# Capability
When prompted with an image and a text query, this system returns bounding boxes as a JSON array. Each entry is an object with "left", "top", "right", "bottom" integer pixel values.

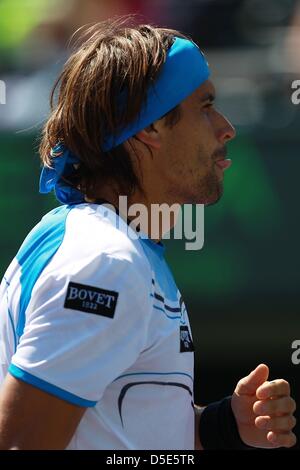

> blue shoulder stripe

[{"left": 16, "top": 205, "right": 72, "bottom": 338}]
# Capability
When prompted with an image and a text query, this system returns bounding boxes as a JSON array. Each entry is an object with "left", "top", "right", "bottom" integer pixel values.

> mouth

[
  {"left": 213, "top": 147, "right": 232, "bottom": 171},
  {"left": 214, "top": 158, "right": 232, "bottom": 171}
]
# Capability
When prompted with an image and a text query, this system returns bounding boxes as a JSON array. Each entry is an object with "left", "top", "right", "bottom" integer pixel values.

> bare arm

[{"left": 0, "top": 374, "right": 86, "bottom": 450}]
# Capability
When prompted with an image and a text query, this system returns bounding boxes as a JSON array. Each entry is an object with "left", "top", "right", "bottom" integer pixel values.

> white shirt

[{"left": 0, "top": 203, "right": 195, "bottom": 450}]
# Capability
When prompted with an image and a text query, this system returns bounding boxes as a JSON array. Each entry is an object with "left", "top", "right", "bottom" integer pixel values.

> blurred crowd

[{"left": 0, "top": 0, "right": 300, "bottom": 132}]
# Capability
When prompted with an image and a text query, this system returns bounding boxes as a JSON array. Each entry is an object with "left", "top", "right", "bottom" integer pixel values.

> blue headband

[
  {"left": 40, "top": 36, "right": 210, "bottom": 204},
  {"left": 103, "top": 37, "right": 210, "bottom": 151}
]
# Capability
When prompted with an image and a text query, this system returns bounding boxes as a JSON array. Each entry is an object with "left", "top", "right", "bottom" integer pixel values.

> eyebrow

[{"left": 199, "top": 92, "right": 216, "bottom": 103}]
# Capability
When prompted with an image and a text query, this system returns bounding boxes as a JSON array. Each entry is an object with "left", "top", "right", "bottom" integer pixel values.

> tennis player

[{"left": 0, "top": 18, "right": 296, "bottom": 450}]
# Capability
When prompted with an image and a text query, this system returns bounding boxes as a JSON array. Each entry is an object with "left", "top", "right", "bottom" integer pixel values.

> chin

[
  {"left": 197, "top": 181, "right": 224, "bottom": 206},
  {"left": 204, "top": 194, "right": 222, "bottom": 206}
]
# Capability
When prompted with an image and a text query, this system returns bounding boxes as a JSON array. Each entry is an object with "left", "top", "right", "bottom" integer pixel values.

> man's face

[{"left": 153, "top": 80, "right": 236, "bottom": 205}]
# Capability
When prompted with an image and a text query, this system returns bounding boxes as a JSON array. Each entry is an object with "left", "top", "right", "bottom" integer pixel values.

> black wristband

[{"left": 199, "top": 396, "right": 253, "bottom": 450}]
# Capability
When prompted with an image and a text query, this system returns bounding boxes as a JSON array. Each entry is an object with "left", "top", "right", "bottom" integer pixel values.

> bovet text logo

[{"left": 64, "top": 282, "right": 118, "bottom": 318}]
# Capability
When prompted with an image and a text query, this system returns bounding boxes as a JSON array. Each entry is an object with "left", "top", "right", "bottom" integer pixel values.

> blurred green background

[{"left": 1, "top": 0, "right": 300, "bottom": 448}]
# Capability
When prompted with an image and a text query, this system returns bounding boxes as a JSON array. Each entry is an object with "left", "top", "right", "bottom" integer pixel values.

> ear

[{"left": 134, "top": 123, "right": 162, "bottom": 150}]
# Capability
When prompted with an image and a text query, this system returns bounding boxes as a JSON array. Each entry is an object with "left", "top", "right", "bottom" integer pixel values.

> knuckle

[
  {"left": 289, "top": 397, "right": 296, "bottom": 413},
  {"left": 279, "top": 379, "right": 290, "bottom": 393},
  {"left": 276, "top": 432, "right": 295, "bottom": 448},
  {"left": 237, "top": 378, "right": 247, "bottom": 389},
  {"left": 253, "top": 400, "right": 263, "bottom": 414},
  {"left": 276, "top": 415, "right": 297, "bottom": 431},
  {"left": 290, "top": 433, "right": 297, "bottom": 447},
  {"left": 285, "top": 433, "right": 297, "bottom": 448},
  {"left": 290, "top": 415, "right": 297, "bottom": 429},
  {"left": 279, "top": 397, "right": 295, "bottom": 414}
]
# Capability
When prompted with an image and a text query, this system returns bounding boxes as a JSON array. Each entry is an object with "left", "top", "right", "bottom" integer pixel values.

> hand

[{"left": 231, "top": 364, "right": 297, "bottom": 448}]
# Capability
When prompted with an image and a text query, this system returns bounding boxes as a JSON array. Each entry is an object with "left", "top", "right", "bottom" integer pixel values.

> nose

[{"left": 215, "top": 111, "right": 236, "bottom": 144}]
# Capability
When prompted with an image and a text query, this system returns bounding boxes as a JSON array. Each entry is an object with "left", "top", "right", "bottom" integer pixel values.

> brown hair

[{"left": 39, "top": 17, "right": 187, "bottom": 199}]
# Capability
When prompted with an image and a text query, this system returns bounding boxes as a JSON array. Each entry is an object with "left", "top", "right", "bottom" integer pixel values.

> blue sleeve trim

[{"left": 8, "top": 364, "right": 97, "bottom": 408}]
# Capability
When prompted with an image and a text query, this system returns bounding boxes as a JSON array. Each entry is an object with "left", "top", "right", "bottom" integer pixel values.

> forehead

[{"left": 196, "top": 80, "right": 215, "bottom": 99}]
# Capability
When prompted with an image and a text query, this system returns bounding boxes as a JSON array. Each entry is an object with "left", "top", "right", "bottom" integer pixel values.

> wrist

[{"left": 198, "top": 396, "right": 253, "bottom": 450}]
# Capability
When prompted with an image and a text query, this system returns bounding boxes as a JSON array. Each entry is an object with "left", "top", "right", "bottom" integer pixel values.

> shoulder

[{"left": 46, "top": 203, "right": 152, "bottom": 284}]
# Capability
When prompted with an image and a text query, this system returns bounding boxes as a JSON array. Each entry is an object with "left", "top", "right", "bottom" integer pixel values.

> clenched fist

[{"left": 231, "top": 364, "right": 297, "bottom": 448}]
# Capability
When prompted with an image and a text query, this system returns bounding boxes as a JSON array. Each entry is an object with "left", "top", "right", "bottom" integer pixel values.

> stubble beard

[
  {"left": 168, "top": 170, "right": 224, "bottom": 206},
  {"left": 199, "top": 170, "right": 224, "bottom": 206},
  {"left": 193, "top": 147, "right": 226, "bottom": 206},
  {"left": 182, "top": 168, "right": 223, "bottom": 206}
]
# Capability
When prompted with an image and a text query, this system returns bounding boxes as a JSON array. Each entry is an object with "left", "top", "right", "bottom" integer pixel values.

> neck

[{"left": 86, "top": 188, "right": 181, "bottom": 242}]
